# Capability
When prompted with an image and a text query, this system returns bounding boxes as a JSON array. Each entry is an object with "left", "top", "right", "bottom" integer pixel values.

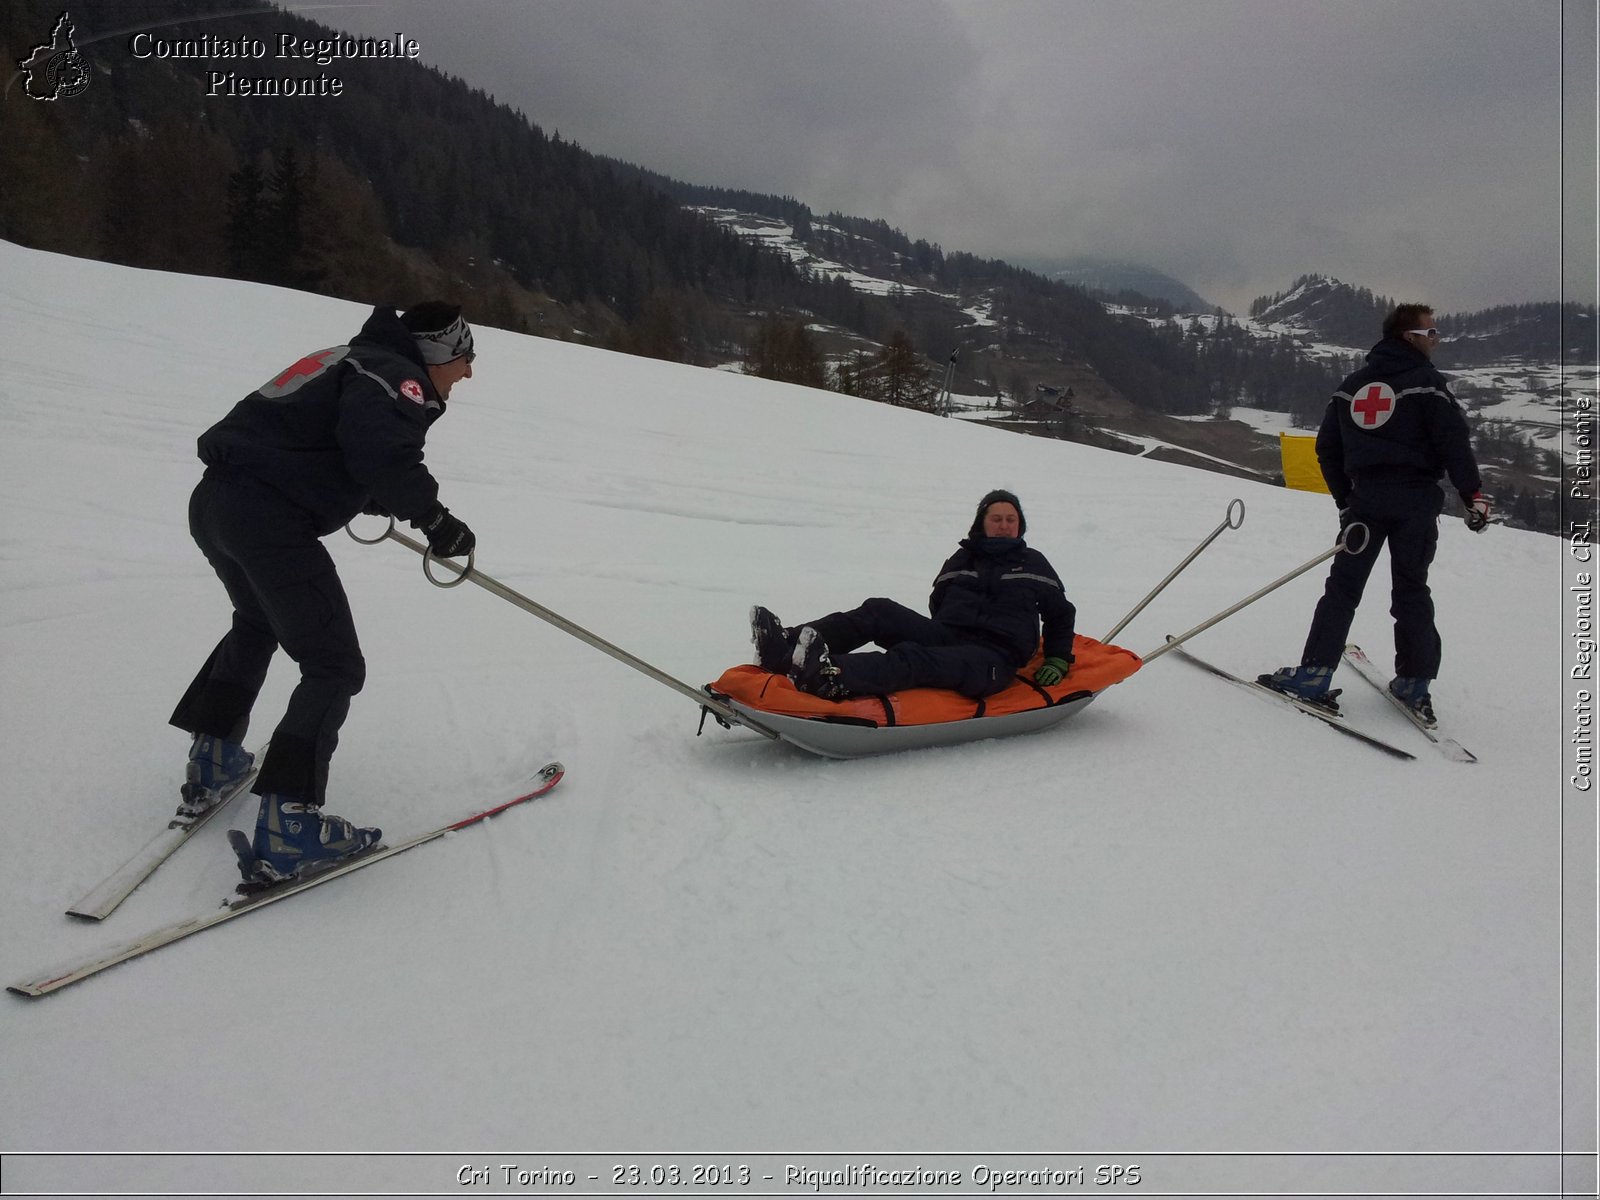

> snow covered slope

[{"left": 0, "top": 242, "right": 1577, "bottom": 1195}]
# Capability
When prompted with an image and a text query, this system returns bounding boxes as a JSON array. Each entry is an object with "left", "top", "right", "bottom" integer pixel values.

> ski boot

[
  {"left": 1388, "top": 676, "right": 1437, "bottom": 728},
  {"left": 790, "top": 626, "right": 851, "bottom": 700},
  {"left": 233, "top": 794, "right": 382, "bottom": 890},
  {"left": 750, "top": 605, "right": 797, "bottom": 674},
  {"left": 176, "top": 734, "right": 255, "bottom": 824},
  {"left": 1257, "top": 664, "right": 1341, "bottom": 714}
]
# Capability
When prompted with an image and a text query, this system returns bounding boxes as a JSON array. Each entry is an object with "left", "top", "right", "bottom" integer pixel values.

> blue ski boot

[
  {"left": 177, "top": 734, "right": 255, "bottom": 822},
  {"left": 242, "top": 795, "right": 382, "bottom": 885},
  {"left": 1257, "top": 664, "right": 1341, "bottom": 713},
  {"left": 1388, "top": 676, "right": 1437, "bottom": 728}
]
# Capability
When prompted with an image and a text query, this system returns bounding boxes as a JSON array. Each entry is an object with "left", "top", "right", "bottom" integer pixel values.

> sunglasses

[{"left": 1408, "top": 327, "right": 1440, "bottom": 340}]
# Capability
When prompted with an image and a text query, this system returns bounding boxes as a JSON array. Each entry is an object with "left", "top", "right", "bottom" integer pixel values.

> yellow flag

[{"left": 1280, "top": 433, "right": 1330, "bottom": 494}]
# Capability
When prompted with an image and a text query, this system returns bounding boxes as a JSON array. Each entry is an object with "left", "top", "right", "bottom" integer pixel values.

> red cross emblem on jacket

[
  {"left": 273, "top": 350, "right": 341, "bottom": 389},
  {"left": 255, "top": 346, "right": 350, "bottom": 400},
  {"left": 1350, "top": 382, "right": 1396, "bottom": 429}
]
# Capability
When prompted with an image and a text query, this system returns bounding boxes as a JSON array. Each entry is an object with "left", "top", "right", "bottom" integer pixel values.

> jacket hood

[
  {"left": 352, "top": 306, "right": 444, "bottom": 417},
  {"left": 353, "top": 306, "right": 429, "bottom": 369}
]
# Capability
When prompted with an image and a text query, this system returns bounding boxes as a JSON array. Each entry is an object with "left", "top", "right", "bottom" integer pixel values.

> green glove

[{"left": 1034, "top": 656, "right": 1072, "bottom": 687}]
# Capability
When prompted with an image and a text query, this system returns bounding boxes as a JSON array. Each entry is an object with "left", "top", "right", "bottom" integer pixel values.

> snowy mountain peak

[{"left": 1247, "top": 274, "right": 1388, "bottom": 344}]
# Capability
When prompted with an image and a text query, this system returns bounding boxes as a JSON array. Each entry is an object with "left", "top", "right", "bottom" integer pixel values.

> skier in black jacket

[
  {"left": 168, "top": 302, "right": 479, "bottom": 884},
  {"left": 751, "top": 490, "right": 1077, "bottom": 700},
  {"left": 1261, "top": 304, "right": 1487, "bottom": 725}
]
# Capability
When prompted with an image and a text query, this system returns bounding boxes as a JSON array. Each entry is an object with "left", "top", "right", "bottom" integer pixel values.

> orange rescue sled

[{"left": 704, "top": 635, "right": 1142, "bottom": 758}]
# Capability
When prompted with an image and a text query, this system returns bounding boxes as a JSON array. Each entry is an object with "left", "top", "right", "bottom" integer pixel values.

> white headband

[{"left": 413, "top": 315, "right": 474, "bottom": 365}]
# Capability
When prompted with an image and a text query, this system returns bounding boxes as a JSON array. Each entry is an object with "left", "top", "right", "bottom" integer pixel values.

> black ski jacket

[
  {"left": 1315, "top": 337, "right": 1481, "bottom": 508},
  {"left": 928, "top": 537, "right": 1076, "bottom": 667},
  {"left": 196, "top": 307, "right": 447, "bottom": 535}
]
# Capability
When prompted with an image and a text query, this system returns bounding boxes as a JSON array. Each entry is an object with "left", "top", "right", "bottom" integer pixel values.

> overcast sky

[{"left": 318, "top": 0, "right": 1595, "bottom": 315}]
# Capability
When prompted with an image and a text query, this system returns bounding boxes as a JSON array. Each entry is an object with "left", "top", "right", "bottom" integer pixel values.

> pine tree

[
  {"left": 746, "top": 314, "right": 826, "bottom": 387},
  {"left": 265, "top": 146, "right": 310, "bottom": 288},
  {"left": 619, "top": 290, "right": 687, "bottom": 362},
  {"left": 226, "top": 161, "right": 271, "bottom": 281},
  {"left": 879, "top": 330, "right": 934, "bottom": 410},
  {"left": 0, "top": 91, "right": 96, "bottom": 254}
]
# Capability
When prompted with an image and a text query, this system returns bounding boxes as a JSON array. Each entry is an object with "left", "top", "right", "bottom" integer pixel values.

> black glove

[
  {"left": 361, "top": 499, "right": 391, "bottom": 518},
  {"left": 415, "top": 503, "right": 475, "bottom": 558}
]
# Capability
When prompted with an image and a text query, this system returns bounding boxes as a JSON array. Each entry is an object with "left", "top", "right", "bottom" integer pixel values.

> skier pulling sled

[{"left": 168, "top": 302, "right": 480, "bottom": 896}]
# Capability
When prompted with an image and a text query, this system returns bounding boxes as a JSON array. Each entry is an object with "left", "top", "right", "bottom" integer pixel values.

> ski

[
  {"left": 1166, "top": 639, "right": 1416, "bottom": 761},
  {"left": 11, "top": 761, "right": 564, "bottom": 998},
  {"left": 1342, "top": 644, "right": 1477, "bottom": 762},
  {"left": 66, "top": 748, "right": 266, "bottom": 922}
]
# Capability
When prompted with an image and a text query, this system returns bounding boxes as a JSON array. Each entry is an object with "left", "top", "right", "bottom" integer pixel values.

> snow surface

[{"left": 0, "top": 242, "right": 1579, "bottom": 1196}]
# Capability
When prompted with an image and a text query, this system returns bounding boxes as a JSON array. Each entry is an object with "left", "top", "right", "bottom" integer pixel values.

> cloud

[{"left": 324, "top": 0, "right": 1594, "bottom": 314}]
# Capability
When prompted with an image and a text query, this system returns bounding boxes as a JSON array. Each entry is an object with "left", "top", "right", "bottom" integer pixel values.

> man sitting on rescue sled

[{"left": 751, "top": 489, "right": 1076, "bottom": 701}]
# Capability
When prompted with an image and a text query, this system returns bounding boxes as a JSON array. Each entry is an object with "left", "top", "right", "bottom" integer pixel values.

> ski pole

[
  {"left": 937, "top": 347, "right": 958, "bottom": 416},
  {"left": 1101, "top": 498, "right": 1245, "bottom": 643},
  {"left": 347, "top": 519, "right": 780, "bottom": 740},
  {"left": 1139, "top": 522, "right": 1370, "bottom": 664}
]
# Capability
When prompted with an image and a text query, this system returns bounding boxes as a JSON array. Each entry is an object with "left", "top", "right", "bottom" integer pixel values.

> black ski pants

[
  {"left": 804, "top": 597, "right": 1017, "bottom": 699},
  {"left": 169, "top": 471, "right": 365, "bottom": 805},
  {"left": 1301, "top": 486, "right": 1443, "bottom": 679}
]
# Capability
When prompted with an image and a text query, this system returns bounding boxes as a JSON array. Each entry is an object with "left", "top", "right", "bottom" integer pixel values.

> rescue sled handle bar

[
  {"left": 1139, "top": 522, "right": 1370, "bottom": 664},
  {"left": 1101, "top": 498, "right": 1245, "bottom": 643},
  {"left": 346, "top": 519, "right": 781, "bottom": 740}
]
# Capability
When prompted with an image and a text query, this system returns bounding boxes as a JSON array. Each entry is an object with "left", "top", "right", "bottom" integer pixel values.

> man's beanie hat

[
  {"left": 401, "top": 302, "right": 474, "bottom": 365},
  {"left": 970, "top": 488, "right": 1026, "bottom": 538}
]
